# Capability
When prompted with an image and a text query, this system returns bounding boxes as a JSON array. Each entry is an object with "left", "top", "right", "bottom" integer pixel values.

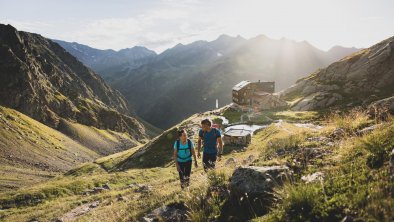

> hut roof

[
  {"left": 232, "top": 80, "right": 251, "bottom": 91},
  {"left": 224, "top": 128, "right": 252, "bottom": 137}
]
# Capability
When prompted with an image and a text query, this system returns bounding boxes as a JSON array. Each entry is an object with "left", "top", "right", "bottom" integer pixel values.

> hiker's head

[
  {"left": 201, "top": 119, "right": 212, "bottom": 131},
  {"left": 178, "top": 129, "right": 187, "bottom": 140}
]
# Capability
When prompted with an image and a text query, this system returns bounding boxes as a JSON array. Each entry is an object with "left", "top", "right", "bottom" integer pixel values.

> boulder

[
  {"left": 224, "top": 166, "right": 292, "bottom": 220},
  {"left": 230, "top": 166, "right": 292, "bottom": 196},
  {"left": 368, "top": 96, "right": 394, "bottom": 120}
]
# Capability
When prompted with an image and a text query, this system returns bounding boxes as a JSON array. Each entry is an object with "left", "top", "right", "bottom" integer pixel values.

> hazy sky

[{"left": 1, "top": 0, "right": 393, "bottom": 52}]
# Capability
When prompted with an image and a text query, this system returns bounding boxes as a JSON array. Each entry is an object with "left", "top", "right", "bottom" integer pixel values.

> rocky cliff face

[
  {"left": 0, "top": 24, "right": 146, "bottom": 139},
  {"left": 280, "top": 36, "right": 394, "bottom": 111}
]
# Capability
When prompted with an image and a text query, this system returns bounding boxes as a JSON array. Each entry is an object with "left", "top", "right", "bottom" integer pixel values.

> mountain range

[{"left": 57, "top": 34, "right": 359, "bottom": 128}]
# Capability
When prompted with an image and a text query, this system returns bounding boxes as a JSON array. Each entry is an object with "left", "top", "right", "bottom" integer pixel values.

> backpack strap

[
  {"left": 202, "top": 128, "right": 217, "bottom": 138},
  {"left": 176, "top": 139, "right": 192, "bottom": 160},
  {"left": 176, "top": 139, "right": 180, "bottom": 152}
]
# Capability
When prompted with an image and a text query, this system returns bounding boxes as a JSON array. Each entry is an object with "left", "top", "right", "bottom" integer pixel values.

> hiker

[
  {"left": 174, "top": 129, "right": 198, "bottom": 189},
  {"left": 197, "top": 119, "right": 224, "bottom": 172}
]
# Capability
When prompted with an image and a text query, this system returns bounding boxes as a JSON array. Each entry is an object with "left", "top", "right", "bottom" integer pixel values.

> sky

[{"left": 0, "top": 0, "right": 393, "bottom": 53}]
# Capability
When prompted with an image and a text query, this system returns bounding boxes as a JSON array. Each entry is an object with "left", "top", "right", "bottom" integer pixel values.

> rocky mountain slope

[
  {"left": 65, "top": 34, "right": 357, "bottom": 129},
  {"left": 0, "top": 24, "right": 155, "bottom": 189},
  {"left": 0, "top": 24, "right": 146, "bottom": 140},
  {"left": 280, "top": 35, "right": 394, "bottom": 111}
]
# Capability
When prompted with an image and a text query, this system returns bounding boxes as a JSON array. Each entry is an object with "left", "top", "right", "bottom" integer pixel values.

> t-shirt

[
  {"left": 198, "top": 128, "right": 221, "bottom": 154},
  {"left": 173, "top": 139, "right": 194, "bottom": 162}
]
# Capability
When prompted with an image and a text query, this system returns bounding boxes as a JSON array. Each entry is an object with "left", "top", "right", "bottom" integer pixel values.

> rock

[
  {"left": 225, "top": 157, "right": 237, "bottom": 167},
  {"left": 130, "top": 184, "right": 152, "bottom": 193},
  {"left": 301, "top": 172, "right": 324, "bottom": 184},
  {"left": 356, "top": 124, "right": 380, "bottom": 136},
  {"left": 283, "top": 36, "right": 394, "bottom": 112},
  {"left": 140, "top": 202, "right": 189, "bottom": 222},
  {"left": 368, "top": 96, "right": 394, "bottom": 120},
  {"left": 6, "top": 115, "right": 17, "bottom": 121},
  {"left": 242, "top": 155, "right": 255, "bottom": 165},
  {"left": 117, "top": 195, "right": 126, "bottom": 201},
  {"left": 230, "top": 165, "right": 292, "bottom": 196},
  {"left": 306, "top": 136, "right": 329, "bottom": 143},
  {"left": 102, "top": 183, "right": 111, "bottom": 190},
  {"left": 226, "top": 165, "right": 292, "bottom": 220},
  {"left": 83, "top": 187, "right": 109, "bottom": 195},
  {"left": 61, "top": 201, "right": 100, "bottom": 221},
  {"left": 330, "top": 128, "right": 346, "bottom": 139}
]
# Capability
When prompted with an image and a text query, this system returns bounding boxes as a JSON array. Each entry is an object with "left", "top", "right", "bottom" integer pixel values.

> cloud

[
  {"left": 52, "top": 0, "right": 223, "bottom": 52},
  {"left": 0, "top": 19, "right": 53, "bottom": 33}
]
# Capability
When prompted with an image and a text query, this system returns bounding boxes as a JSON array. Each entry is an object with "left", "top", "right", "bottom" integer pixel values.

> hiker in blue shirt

[
  {"left": 197, "top": 119, "right": 224, "bottom": 172},
  {"left": 174, "top": 129, "right": 198, "bottom": 189}
]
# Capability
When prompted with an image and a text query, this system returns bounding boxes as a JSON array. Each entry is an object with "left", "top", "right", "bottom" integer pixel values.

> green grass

[
  {"left": 221, "top": 108, "right": 243, "bottom": 123},
  {"left": 1, "top": 109, "right": 392, "bottom": 222},
  {"left": 325, "top": 108, "right": 372, "bottom": 135},
  {"left": 255, "top": 114, "right": 393, "bottom": 222}
]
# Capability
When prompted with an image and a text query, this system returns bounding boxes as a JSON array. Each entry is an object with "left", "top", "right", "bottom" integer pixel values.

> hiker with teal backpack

[
  {"left": 174, "top": 129, "right": 198, "bottom": 189},
  {"left": 197, "top": 119, "right": 224, "bottom": 172}
]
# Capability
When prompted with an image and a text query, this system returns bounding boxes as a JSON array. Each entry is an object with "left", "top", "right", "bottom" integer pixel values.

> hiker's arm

[
  {"left": 191, "top": 148, "right": 197, "bottom": 160},
  {"left": 173, "top": 150, "right": 180, "bottom": 171},
  {"left": 191, "top": 148, "right": 198, "bottom": 167},
  {"left": 173, "top": 150, "right": 177, "bottom": 161},
  {"left": 197, "top": 137, "right": 202, "bottom": 155},
  {"left": 217, "top": 137, "right": 223, "bottom": 155}
]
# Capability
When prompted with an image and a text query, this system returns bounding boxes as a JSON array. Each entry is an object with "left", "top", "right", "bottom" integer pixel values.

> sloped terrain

[
  {"left": 0, "top": 106, "right": 100, "bottom": 191},
  {"left": 280, "top": 35, "right": 394, "bottom": 111},
  {"left": 0, "top": 107, "right": 391, "bottom": 222},
  {"left": 0, "top": 24, "right": 146, "bottom": 140}
]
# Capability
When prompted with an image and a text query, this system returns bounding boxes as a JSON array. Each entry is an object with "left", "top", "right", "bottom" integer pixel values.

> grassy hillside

[
  {"left": 0, "top": 106, "right": 145, "bottom": 192},
  {"left": 0, "top": 107, "right": 391, "bottom": 221}
]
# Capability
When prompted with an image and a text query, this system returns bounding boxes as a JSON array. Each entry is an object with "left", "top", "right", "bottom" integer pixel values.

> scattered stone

[
  {"left": 6, "top": 115, "right": 17, "bottom": 121},
  {"left": 301, "top": 172, "right": 324, "bottom": 184},
  {"left": 117, "top": 195, "right": 126, "bottom": 201},
  {"left": 127, "top": 183, "right": 153, "bottom": 193},
  {"left": 356, "top": 124, "right": 381, "bottom": 136},
  {"left": 135, "top": 185, "right": 152, "bottom": 193},
  {"left": 330, "top": 128, "right": 346, "bottom": 139},
  {"left": 102, "top": 183, "right": 111, "bottom": 190},
  {"left": 61, "top": 201, "right": 100, "bottom": 221},
  {"left": 83, "top": 183, "right": 112, "bottom": 195},
  {"left": 225, "top": 157, "right": 237, "bottom": 167},
  {"left": 140, "top": 202, "right": 189, "bottom": 222},
  {"left": 242, "top": 154, "right": 255, "bottom": 165},
  {"left": 306, "top": 136, "right": 329, "bottom": 143}
]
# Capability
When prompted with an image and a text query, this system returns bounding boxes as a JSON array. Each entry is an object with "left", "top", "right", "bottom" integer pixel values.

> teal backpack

[{"left": 176, "top": 139, "right": 192, "bottom": 160}]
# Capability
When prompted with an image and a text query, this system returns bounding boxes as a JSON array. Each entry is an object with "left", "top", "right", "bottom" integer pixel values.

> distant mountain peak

[{"left": 327, "top": 45, "right": 358, "bottom": 52}]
